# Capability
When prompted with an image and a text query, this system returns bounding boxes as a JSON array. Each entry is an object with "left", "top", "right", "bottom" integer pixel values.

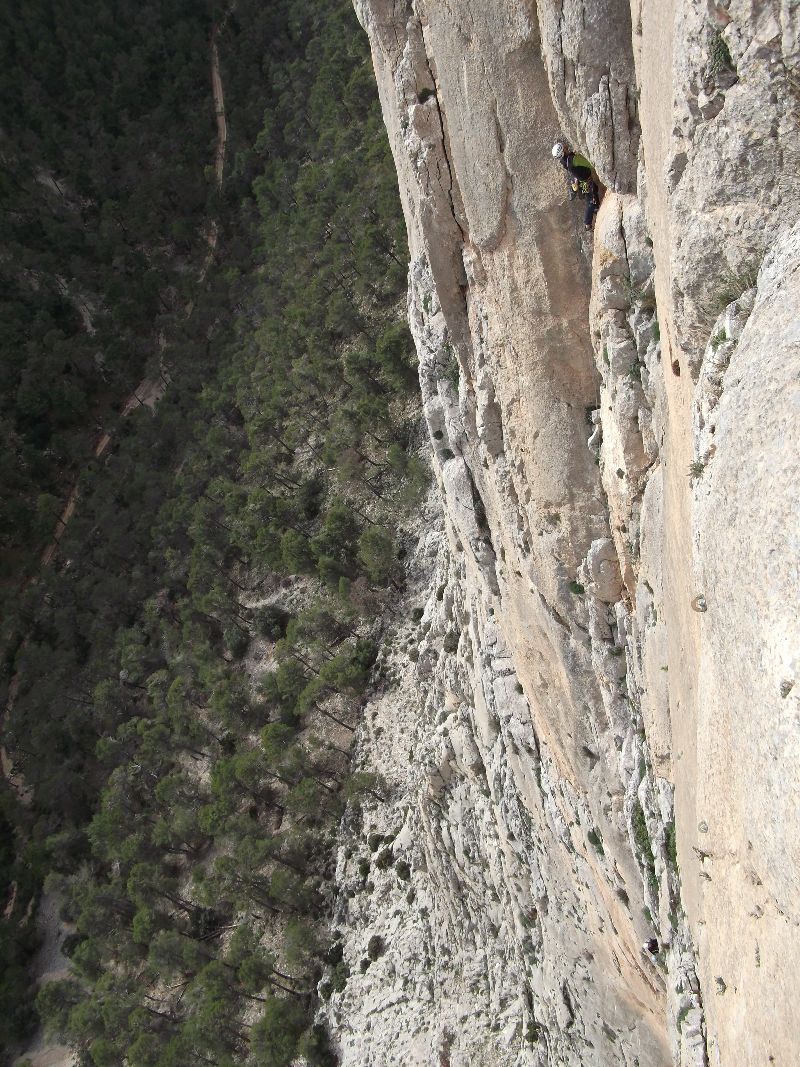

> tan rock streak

[{"left": 337, "top": 1, "right": 681, "bottom": 1063}]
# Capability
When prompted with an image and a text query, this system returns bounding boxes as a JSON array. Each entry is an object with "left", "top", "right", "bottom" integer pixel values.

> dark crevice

[
  {"left": 458, "top": 456, "right": 495, "bottom": 554},
  {"left": 606, "top": 76, "right": 617, "bottom": 186},
  {"left": 416, "top": 26, "right": 468, "bottom": 245},
  {"left": 467, "top": 471, "right": 491, "bottom": 542},
  {"left": 561, "top": 982, "right": 576, "bottom": 1028},
  {"left": 539, "top": 590, "right": 570, "bottom": 632}
]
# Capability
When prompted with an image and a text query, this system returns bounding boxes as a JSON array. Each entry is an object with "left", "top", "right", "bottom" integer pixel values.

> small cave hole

[
  {"left": 671, "top": 359, "right": 681, "bottom": 377},
  {"left": 417, "top": 87, "right": 436, "bottom": 105}
]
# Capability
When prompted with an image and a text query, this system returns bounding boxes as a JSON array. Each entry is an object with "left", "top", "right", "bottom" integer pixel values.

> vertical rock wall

[
  {"left": 629, "top": 3, "right": 800, "bottom": 1064},
  {"left": 536, "top": 0, "right": 640, "bottom": 191},
  {"left": 326, "top": 1, "right": 800, "bottom": 1064}
]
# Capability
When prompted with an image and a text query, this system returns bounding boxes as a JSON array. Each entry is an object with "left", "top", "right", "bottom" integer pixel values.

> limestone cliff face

[{"left": 324, "top": 2, "right": 799, "bottom": 1064}]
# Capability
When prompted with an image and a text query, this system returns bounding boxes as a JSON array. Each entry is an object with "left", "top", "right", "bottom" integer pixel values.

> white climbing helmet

[{"left": 552, "top": 141, "right": 566, "bottom": 158}]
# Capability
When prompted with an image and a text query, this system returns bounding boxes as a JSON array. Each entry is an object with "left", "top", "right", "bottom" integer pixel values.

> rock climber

[{"left": 552, "top": 141, "right": 600, "bottom": 230}]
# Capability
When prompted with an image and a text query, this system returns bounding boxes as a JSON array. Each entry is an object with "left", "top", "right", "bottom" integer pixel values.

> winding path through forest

[
  {"left": 7, "top": 16, "right": 233, "bottom": 1063},
  {"left": 37, "top": 13, "right": 231, "bottom": 571}
]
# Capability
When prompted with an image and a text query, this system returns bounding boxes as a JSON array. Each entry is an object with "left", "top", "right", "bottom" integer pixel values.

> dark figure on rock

[{"left": 552, "top": 141, "right": 601, "bottom": 230}]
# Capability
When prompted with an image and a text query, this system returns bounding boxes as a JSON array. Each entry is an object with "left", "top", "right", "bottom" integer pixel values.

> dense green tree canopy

[{"left": 0, "top": 0, "right": 420, "bottom": 1062}]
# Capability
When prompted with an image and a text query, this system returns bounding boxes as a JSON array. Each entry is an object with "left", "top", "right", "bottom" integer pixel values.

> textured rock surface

[
  {"left": 536, "top": 0, "right": 640, "bottom": 191},
  {"left": 642, "top": 0, "right": 800, "bottom": 369},
  {"left": 326, "top": 499, "right": 670, "bottom": 1066},
  {"left": 329, "top": 1, "right": 800, "bottom": 1063},
  {"left": 632, "top": 3, "right": 800, "bottom": 1063},
  {"left": 687, "top": 224, "right": 800, "bottom": 1065}
]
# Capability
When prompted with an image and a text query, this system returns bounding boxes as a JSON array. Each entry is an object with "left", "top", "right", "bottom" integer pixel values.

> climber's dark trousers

[
  {"left": 585, "top": 184, "right": 599, "bottom": 228},
  {"left": 564, "top": 162, "right": 600, "bottom": 228}
]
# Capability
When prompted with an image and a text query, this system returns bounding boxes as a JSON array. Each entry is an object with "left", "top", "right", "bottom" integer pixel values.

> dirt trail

[
  {"left": 211, "top": 23, "right": 228, "bottom": 186},
  {"left": 193, "top": 6, "right": 232, "bottom": 292},
  {"left": 31, "top": 11, "right": 231, "bottom": 582}
]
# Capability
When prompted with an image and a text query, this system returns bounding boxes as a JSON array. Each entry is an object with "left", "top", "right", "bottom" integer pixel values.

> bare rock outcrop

[
  {"left": 687, "top": 223, "right": 800, "bottom": 1065},
  {"left": 638, "top": 0, "right": 800, "bottom": 370},
  {"left": 536, "top": 0, "right": 640, "bottom": 191},
  {"left": 326, "top": 499, "right": 670, "bottom": 1065},
  {"left": 630, "top": 3, "right": 800, "bottom": 1063},
  {"left": 328, "top": 1, "right": 800, "bottom": 1064}
]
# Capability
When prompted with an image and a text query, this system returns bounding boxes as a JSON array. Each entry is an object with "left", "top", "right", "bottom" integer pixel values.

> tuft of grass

[
  {"left": 442, "top": 631, "right": 459, "bottom": 654},
  {"left": 329, "top": 959, "right": 350, "bottom": 993},
  {"left": 631, "top": 801, "right": 651, "bottom": 856},
  {"left": 688, "top": 459, "right": 706, "bottom": 480},
  {"left": 525, "top": 1022, "right": 542, "bottom": 1045},
  {"left": 602, "top": 1023, "right": 618, "bottom": 1044},
  {"left": 441, "top": 346, "right": 460, "bottom": 389},
  {"left": 588, "top": 828, "right": 605, "bottom": 856},
  {"left": 632, "top": 800, "right": 659, "bottom": 897},
  {"left": 625, "top": 279, "right": 657, "bottom": 311},
  {"left": 665, "top": 819, "right": 678, "bottom": 869},
  {"left": 709, "top": 29, "right": 733, "bottom": 76},
  {"left": 712, "top": 259, "right": 761, "bottom": 312},
  {"left": 375, "top": 847, "right": 393, "bottom": 870},
  {"left": 367, "top": 934, "right": 385, "bottom": 961},
  {"left": 569, "top": 580, "right": 585, "bottom": 595},
  {"left": 395, "top": 859, "right": 411, "bottom": 881}
]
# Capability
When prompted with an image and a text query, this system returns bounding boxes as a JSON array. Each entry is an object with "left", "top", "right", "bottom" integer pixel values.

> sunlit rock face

[{"left": 324, "top": 2, "right": 800, "bottom": 1064}]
